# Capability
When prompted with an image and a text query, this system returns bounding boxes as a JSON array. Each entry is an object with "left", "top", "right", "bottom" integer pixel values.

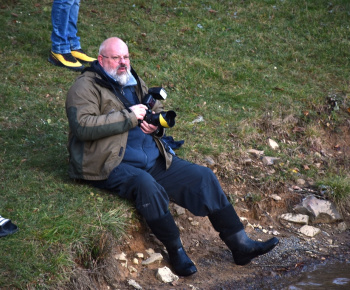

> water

[{"left": 283, "top": 261, "right": 350, "bottom": 290}]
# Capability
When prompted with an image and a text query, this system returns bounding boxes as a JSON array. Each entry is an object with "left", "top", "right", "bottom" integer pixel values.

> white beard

[
  {"left": 115, "top": 71, "right": 130, "bottom": 86},
  {"left": 105, "top": 65, "right": 131, "bottom": 86}
]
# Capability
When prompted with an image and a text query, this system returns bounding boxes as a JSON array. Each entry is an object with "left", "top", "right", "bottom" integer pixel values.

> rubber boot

[
  {"left": 208, "top": 204, "right": 279, "bottom": 265},
  {"left": 146, "top": 211, "right": 197, "bottom": 276},
  {"left": 223, "top": 229, "right": 279, "bottom": 265}
]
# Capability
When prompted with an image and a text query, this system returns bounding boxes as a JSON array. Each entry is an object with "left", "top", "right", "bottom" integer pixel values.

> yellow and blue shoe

[
  {"left": 48, "top": 51, "right": 84, "bottom": 71},
  {"left": 71, "top": 49, "right": 96, "bottom": 63}
]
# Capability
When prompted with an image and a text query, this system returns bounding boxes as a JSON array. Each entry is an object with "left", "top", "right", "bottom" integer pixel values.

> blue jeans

[
  {"left": 51, "top": 0, "right": 81, "bottom": 54},
  {"left": 88, "top": 156, "right": 231, "bottom": 222}
]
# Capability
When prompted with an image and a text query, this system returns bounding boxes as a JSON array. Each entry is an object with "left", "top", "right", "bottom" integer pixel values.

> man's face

[{"left": 98, "top": 40, "right": 131, "bottom": 85}]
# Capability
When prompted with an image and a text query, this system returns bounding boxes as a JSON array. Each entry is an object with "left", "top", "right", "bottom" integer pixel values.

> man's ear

[{"left": 97, "top": 55, "right": 104, "bottom": 66}]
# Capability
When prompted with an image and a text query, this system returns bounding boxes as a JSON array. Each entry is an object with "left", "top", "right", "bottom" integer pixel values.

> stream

[{"left": 277, "top": 261, "right": 350, "bottom": 289}]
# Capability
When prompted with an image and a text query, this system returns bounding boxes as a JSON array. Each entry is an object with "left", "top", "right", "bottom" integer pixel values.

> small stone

[
  {"left": 268, "top": 138, "right": 279, "bottom": 150},
  {"left": 262, "top": 156, "right": 280, "bottom": 166},
  {"left": 128, "top": 279, "right": 142, "bottom": 289},
  {"left": 191, "top": 115, "right": 204, "bottom": 123},
  {"left": 247, "top": 149, "right": 264, "bottom": 158},
  {"left": 204, "top": 156, "right": 216, "bottom": 166},
  {"left": 296, "top": 179, "right": 306, "bottom": 186},
  {"left": 337, "top": 222, "right": 348, "bottom": 232},
  {"left": 191, "top": 221, "right": 199, "bottom": 226},
  {"left": 115, "top": 252, "right": 127, "bottom": 261},
  {"left": 135, "top": 253, "right": 144, "bottom": 259},
  {"left": 242, "top": 158, "right": 252, "bottom": 165},
  {"left": 173, "top": 204, "right": 186, "bottom": 215},
  {"left": 156, "top": 266, "right": 179, "bottom": 283},
  {"left": 142, "top": 253, "right": 163, "bottom": 265},
  {"left": 300, "top": 225, "right": 321, "bottom": 237},
  {"left": 271, "top": 194, "right": 281, "bottom": 201},
  {"left": 133, "top": 258, "right": 139, "bottom": 265},
  {"left": 129, "top": 266, "right": 138, "bottom": 273},
  {"left": 280, "top": 213, "right": 309, "bottom": 224},
  {"left": 145, "top": 248, "right": 155, "bottom": 255}
]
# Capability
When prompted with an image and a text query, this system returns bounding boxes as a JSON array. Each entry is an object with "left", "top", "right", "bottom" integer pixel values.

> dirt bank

[{"left": 106, "top": 186, "right": 350, "bottom": 290}]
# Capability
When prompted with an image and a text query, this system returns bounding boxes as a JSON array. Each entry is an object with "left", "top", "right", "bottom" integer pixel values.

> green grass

[{"left": 1, "top": 0, "right": 350, "bottom": 288}]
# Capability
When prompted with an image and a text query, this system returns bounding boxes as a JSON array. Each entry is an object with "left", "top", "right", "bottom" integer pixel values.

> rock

[
  {"left": 132, "top": 258, "right": 139, "bottom": 265},
  {"left": 296, "top": 179, "right": 306, "bottom": 186},
  {"left": 204, "top": 156, "right": 216, "bottom": 166},
  {"left": 135, "top": 253, "right": 144, "bottom": 259},
  {"left": 262, "top": 156, "right": 280, "bottom": 166},
  {"left": 145, "top": 248, "right": 155, "bottom": 255},
  {"left": 337, "top": 222, "right": 348, "bottom": 232},
  {"left": 293, "top": 195, "right": 342, "bottom": 223},
  {"left": 129, "top": 266, "right": 138, "bottom": 273},
  {"left": 142, "top": 253, "right": 163, "bottom": 265},
  {"left": 191, "top": 115, "right": 204, "bottom": 123},
  {"left": 272, "top": 230, "right": 280, "bottom": 236},
  {"left": 173, "top": 204, "right": 186, "bottom": 215},
  {"left": 300, "top": 225, "right": 321, "bottom": 237},
  {"left": 280, "top": 213, "right": 309, "bottom": 224},
  {"left": 115, "top": 252, "right": 127, "bottom": 262},
  {"left": 128, "top": 279, "right": 142, "bottom": 289},
  {"left": 243, "top": 158, "right": 252, "bottom": 165},
  {"left": 268, "top": 138, "right": 279, "bottom": 150},
  {"left": 247, "top": 149, "right": 264, "bottom": 158},
  {"left": 271, "top": 194, "right": 281, "bottom": 201},
  {"left": 156, "top": 266, "right": 179, "bottom": 283}
]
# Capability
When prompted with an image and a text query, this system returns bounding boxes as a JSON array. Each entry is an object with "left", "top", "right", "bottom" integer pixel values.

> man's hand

[
  {"left": 140, "top": 120, "right": 158, "bottom": 134},
  {"left": 129, "top": 104, "right": 148, "bottom": 120}
]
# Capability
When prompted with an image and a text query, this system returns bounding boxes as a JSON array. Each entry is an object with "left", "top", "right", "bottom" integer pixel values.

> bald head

[
  {"left": 99, "top": 37, "right": 128, "bottom": 56},
  {"left": 98, "top": 37, "right": 131, "bottom": 86}
]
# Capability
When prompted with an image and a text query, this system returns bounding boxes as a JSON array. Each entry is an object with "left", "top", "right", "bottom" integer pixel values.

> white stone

[
  {"left": 271, "top": 194, "right": 281, "bottom": 201},
  {"left": 247, "top": 149, "right": 264, "bottom": 158},
  {"left": 128, "top": 279, "right": 142, "bottom": 289},
  {"left": 268, "top": 138, "right": 279, "bottom": 150},
  {"left": 128, "top": 266, "right": 138, "bottom": 273},
  {"left": 115, "top": 252, "right": 127, "bottom": 261},
  {"left": 191, "top": 115, "right": 204, "bottom": 123},
  {"left": 300, "top": 225, "right": 321, "bottom": 237},
  {"left": 280, "top": 213, "right": 309, "bottom": 224},
  {"left": 156, "top": 266, "right": 179, "bottom": 283},
  {"left": 135, "top": 252, "right": 144, "bottom": 259},
  {"left": 145, "top": 248, "right": 155, "bottom": 255},
  {"left": 173, "top": 204, "right": 186, "bottom": 215},
  {"left": 262, "top": 156, "right": 280, "bottom": 166},
  {"left": 132, "top": 258, "right": 139, "bottom": 265},
  {"left": 142, "top": 253, "right": 163, "bottom": 265}
]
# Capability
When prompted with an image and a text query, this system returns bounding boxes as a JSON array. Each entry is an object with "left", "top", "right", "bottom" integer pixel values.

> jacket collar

[{"left": 83, "top": 60, "right": 140, "bottom": 90}]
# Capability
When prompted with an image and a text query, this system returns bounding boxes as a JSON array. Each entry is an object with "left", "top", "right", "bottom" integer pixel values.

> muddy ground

[{"left": 105, "top": 184, "right": 350, "bottom": 290}]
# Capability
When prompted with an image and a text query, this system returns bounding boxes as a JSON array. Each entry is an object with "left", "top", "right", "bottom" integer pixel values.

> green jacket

[{"left": 65, "top": 63, "right": 173, "bottom": 180}]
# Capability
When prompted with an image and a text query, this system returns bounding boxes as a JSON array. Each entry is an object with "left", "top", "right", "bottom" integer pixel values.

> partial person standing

[{"left": 48, "top": 0, "right": 96, "bottom": 71}]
